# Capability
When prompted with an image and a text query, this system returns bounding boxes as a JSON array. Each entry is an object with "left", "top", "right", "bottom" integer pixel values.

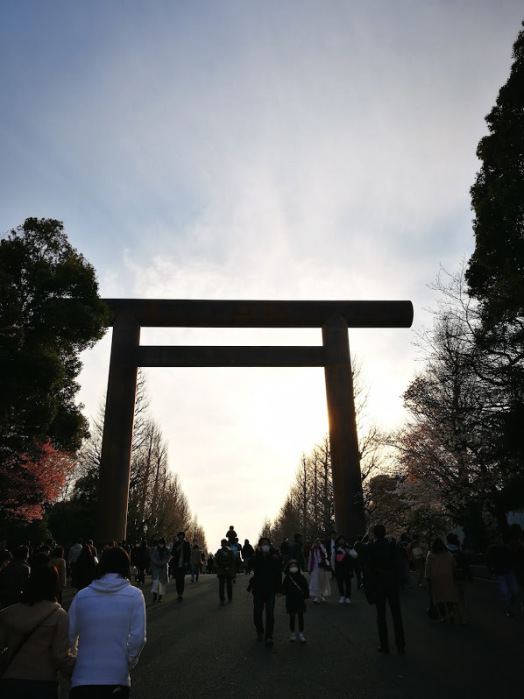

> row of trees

[
  {"left": 66, "top": 371, "right": 207, "bottom": 549},
  {"left": 260, "top": 362, "right": 395, "bottom": 544}
]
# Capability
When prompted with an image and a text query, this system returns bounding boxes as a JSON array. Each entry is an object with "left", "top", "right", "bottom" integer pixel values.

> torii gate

[{"left": 97, "top": 299, "right": 413, "bottom": 544}]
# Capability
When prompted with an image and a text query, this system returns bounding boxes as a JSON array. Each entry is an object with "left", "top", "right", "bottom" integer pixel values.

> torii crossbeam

[{"left": 97, "top": 299, "right": 413, "bottom": 544}]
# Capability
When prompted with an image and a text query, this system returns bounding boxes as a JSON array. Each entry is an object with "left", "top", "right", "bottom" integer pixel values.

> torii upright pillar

[{"left": 322, "top": 315, "right": 363, "bottom": 539}]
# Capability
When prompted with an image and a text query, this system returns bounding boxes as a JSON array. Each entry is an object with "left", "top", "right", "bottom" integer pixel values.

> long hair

[{"left": 23, "top": 563, "right": 60, "bottom": 605}]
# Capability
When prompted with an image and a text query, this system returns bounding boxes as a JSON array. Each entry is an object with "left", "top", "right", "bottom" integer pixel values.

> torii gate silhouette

[{"left": 97, "top": 299, "right": 413, "bottom": 544}]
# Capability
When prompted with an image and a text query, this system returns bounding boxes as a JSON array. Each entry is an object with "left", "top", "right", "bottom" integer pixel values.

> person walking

[
  {"left": 150, "top": 538, "right": 171, "bottom": 603},
  {"left": 282, "top": 559, "right": 309, "bottom": 642},
  {"left": 407, "top": 535, "right": 427, "bottom": 588},
  {"left": 486, "top": 536, "right": 520, "bottom": 618},
  {"left": 50, "top": 546, "right": 67, "bottom": 605},
  {"left": 289, "top": 534, "right": 305, "bottom": 573},
  {"left": 308, "top": 538, "right": 331, "bottom": 603},
  {"left": 190, "top": 541, "right": 202, "bottom": 583},
  {"left": 242, "top": 540, "right": 255, "bottom": 573},
  {"left": 215, "top": 540, "right": 236, "bottom": 605},
  {"left": 0, "top": 561, "right": 75, "bottom": 698},
  {"left": 331, "top": 535, "right": 358, "bottom": 604},
  {"left": 170, "top": 532, "right": 191, "bottom": 602},
  {"left": 134, "top": 540, "right": 150, "bottom": 587},
  {"left": 425, "top": 537, "right": 459, "bottom": 623},
  {"left": 68, "top": 546, "right": 146, "bottom": 698},
  {"left": 72, "top": 545, "right": 96, "bottom": 592},
  {"left": 363, "top": 524, "right": 406, "bottom": 655},
  {"left": 248, "top": 537, "right": 282, "bottom": 646},
  {"left": 446, "top": 533, "right": 471, "bottom": 623},
  {"left": 0, "top": 546, "right": 30, "bottom": 610}
]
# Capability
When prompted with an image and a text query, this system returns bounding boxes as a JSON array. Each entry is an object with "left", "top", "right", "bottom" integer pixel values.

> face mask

[
  {"left": 289, "top": 567, "right": 298, "bottom": 573},
  {"left": 261, "top": 545, "right": 270, "bottom": 552}
]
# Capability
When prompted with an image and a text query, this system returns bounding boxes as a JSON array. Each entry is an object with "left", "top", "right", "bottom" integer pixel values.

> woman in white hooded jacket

[{"left": 68, "top": 546, "right": 146, "bottom": 698}]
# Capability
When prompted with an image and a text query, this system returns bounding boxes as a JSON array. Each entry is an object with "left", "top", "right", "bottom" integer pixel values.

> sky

[{"left": 1, "top": 1, "right": 523, "bottom": 550}]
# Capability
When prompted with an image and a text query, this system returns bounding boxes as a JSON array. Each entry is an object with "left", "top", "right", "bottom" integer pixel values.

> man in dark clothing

[
  {"left": 242, "top": 539, "right": 255, "bottom": 573},
  {"left": 215, "top": 539, "right": 236, "bottom": 605},
  {"left": 486, "top": 538, "right": 520, "bottom": 617},
  {"left": 362, "top": 524, "right": 406, "bottom": 655},
  {"left": 169, "top": 531, "right": 191, "bottom": 602},
  {"left": 225, "top": 526, "right": 238, "bottom": 544},
  {"left": 0, "top": 545, "right": 30, "bottom": 609},
  {"left": 289, "top": 533, "right": 305, "bottom": 573},
  {"left": 248, "top": 537, "right": 282, "bottom": 646}
]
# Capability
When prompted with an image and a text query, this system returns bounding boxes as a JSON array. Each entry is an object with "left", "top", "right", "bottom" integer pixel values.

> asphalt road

[{"left": 61, "top": 571, "right": 522, "bottom": 698}]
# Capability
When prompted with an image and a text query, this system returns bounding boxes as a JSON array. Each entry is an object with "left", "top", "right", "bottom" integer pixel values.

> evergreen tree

[
  {"left": 466, "top": 22, "right": 524, "bottom": 323},
  {"left": 0, "top": 218, "right": 110, "bottom": 459},
  {"left": 0, "top": 217, "right": 109, "bottom": 528}
]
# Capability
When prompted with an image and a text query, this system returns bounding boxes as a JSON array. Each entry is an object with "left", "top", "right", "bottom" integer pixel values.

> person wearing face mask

[
  {"left": 282, "top": 559, "right": 309, "bottom": 642},
  {"left": 247, "top": 538, "right": 282, "bottom": 646}
]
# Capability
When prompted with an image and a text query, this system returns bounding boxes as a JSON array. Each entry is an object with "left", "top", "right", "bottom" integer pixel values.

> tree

[
  {"left": 0, "top": 218, "right": 110, "bottom": 461},
  {"left": 67, "top": 371, "right": 200, "bottom": 545},
  {"left": 0, "top": 441, "right": 75, "bottom": 526},
  {"left": 466, "top": 22, "right": 524, "bottom": 324},
  {"left": 464, "top": 23, "right": 524, "bottom": 509}
]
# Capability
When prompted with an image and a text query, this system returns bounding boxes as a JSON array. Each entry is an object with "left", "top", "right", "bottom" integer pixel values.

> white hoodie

[{"left": 68, "top": 573, "right": 146, "bottom": 688}]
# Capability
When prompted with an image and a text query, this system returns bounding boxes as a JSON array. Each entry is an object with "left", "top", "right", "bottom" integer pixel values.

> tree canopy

[
  {"left": 0, "top": 218, "right": 110, "bottom": 527},
  {"left": 0, "top": 217, "right": 110, "bottom": 459},
  {"left": 466, "top": 22, "right": 524, "bottom": 324}
]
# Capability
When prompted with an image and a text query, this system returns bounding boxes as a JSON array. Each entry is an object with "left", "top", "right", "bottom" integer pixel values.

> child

[{"left": 282, "top": 558, "right": 309, "bottom": 642}]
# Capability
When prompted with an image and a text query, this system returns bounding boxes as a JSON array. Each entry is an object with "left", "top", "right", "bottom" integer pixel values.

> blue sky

[{"left": 2, "top": 2, "right": 522, "bottom": 548}]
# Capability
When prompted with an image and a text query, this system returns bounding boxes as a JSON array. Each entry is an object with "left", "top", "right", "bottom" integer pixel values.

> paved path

[
  {"left": 62, "top": 572, "right": 521, "bottom": 698},
  {"left": 122, "top": 573, "right": 520, "bottom": 699}
]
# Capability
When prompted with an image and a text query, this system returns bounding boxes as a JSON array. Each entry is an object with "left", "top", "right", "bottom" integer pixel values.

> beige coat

[
  {"left": 0, "top": 600, "right": 75, "bottom": 680},
  {"left": 425, "top": 551, "right": 458, "bottom": 603}
]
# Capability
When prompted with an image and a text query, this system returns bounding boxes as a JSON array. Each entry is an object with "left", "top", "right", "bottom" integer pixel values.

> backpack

[{"left": 218, "top": 550, "right": 232, "bottom": 567}]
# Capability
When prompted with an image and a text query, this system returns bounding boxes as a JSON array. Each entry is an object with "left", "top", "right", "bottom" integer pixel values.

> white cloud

[{"left": 4, "top": 1, "right": 523, "bottom": 547}]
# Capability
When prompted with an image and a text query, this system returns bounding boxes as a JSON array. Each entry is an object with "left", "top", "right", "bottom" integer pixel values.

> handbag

[{"left": 0, "top": 607, "right": 58, "bottom": 678}]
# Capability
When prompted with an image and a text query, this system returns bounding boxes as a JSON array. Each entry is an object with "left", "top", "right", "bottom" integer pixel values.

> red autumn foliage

[{"left": 0, "top": 441, "right": 75, "bottom": 523}]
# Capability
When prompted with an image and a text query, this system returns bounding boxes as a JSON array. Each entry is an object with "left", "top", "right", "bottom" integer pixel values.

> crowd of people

[{"left": 0, "top": 522, "right": 523, "bottom": 696}]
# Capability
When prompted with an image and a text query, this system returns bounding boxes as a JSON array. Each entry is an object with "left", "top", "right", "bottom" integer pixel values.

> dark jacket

[
  {"left": 248, "top": 550, "right": 282, "bottom": 596},
  {"left": 170, "top": 540, "right": 191, "bottom": 571},
  {"left": 447, "top": 544, "right": 472, "bottom": 581},
  {"left": 362, "top": 538, "right": 400, "bottom": 590},
  {"left": 282, "top": 572, "right": 309, "bottom": 614},
  {"left": 0, "top": 560, "right": 30, "bottom": 608},
  {"left": 333, "top": 546, "right": 356, "bottom": 577},
  {"left": 486, "top": 544, "right": 515, "bottom": 575},
  {"left": 242, "top": 543, "right": 255, "bottom": 563},
  {"left": 214, "top": 547, "right": 236, "bottom": 577},
  {"left": 288, "top": 541, "right": 305, "bottom": 572}
]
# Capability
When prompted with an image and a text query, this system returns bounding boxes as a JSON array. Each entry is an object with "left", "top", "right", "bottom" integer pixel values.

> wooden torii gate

[{"left": 97, "top": 299, "right": 413, "bottom": 544}]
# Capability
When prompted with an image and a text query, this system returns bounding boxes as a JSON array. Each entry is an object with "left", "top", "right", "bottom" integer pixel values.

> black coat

[
  {"left": 249, "top": 550, "right": 282, "bottom": 596},
  {"left": 170, "top": 540, "right": 191, "bottom": 571},
  {"left": 362, "top": 538, "right": 400, "bottom": 590},
  {"left": 282, "top": 572, "right": 309, "bottom": 614}
]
